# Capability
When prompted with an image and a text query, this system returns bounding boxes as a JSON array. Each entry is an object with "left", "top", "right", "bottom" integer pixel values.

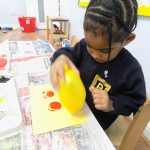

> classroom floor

[{"left": 0, "top": 29, "right": 150, "bottom": 150}]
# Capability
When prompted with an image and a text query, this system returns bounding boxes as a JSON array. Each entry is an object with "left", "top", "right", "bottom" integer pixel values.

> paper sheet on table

[{"left": 29, "top": 84, "right": 88, "bottom": 135}]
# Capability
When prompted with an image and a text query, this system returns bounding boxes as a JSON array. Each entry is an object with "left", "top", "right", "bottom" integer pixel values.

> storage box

[{"left": 18, "top": 17, "right": 36, "bottom": 32}]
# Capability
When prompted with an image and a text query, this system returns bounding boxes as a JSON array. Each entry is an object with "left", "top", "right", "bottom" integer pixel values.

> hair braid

[
  {"left": 123, "top": 0, "right": 138, "bottom": 32},
  {"left": 84, "top": 0, "right": 138, "bottom": 42},
  {"left": 112, "top": 0, "right": 124, "bottom": 19},
  {"left": 112, "top": 0, "right": 130, "bottom": 33},
  {"left": 88, "top": 7, "right": 113, "bottom": 19}
]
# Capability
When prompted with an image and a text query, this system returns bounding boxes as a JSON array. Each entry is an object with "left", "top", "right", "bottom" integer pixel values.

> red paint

[
  {"left": 42, "top": 91, "right": 54, "bottom": 99},
  {"left": 0, "top": 58, "right": 7, "bottom": 68},
  {"left": 11, "top": 54, "right": 53, "bottom": 62},
  {"left": 46, "top": 91, "right": 54, "bottom": 97},
  {"left": 49, "top": 102, "right": 61, "bottom": 110}
]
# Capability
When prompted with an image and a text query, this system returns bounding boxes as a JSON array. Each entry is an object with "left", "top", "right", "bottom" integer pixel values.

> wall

[
  {"left": 0, "top": 0, "right": 27, "bottom": 25},
  {"left": 61, "top": 0, "right": 86, "bottom": 39},
  {"left": 126, "top": 16, "right": 150, "bottom": 97}
]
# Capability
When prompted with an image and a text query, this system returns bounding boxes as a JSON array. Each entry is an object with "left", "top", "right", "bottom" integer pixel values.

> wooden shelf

[{"left": 46, "top": 16, "right": 70, "bottom": 45}]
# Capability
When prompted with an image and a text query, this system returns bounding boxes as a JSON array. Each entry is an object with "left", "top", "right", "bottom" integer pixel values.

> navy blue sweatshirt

[{"left": 51, "top": 39, "right": 146, "bottom": 130}]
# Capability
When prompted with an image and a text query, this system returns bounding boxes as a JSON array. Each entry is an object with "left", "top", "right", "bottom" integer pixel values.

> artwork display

[
  {"left": 78, "top": 0, "right": 90, "bottom": 7},
  {"left": 138, "top": 0, "right": 150, "bottom": 16},
  {"left": 78, "top": 0, "right": 150, "bottom": 16}
]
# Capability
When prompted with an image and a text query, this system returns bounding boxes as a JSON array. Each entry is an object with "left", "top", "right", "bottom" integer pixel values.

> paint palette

[{"left": 0, "top": 76, "right": 24, "bottom": 140}]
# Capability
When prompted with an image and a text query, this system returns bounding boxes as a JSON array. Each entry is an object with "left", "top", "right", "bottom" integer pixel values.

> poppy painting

[{"left": 29, "top": 84, "right": 88, "bottom": 135}]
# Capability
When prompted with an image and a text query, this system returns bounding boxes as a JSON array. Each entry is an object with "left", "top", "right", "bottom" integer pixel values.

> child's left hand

[{"left": 89, "top": 86, "right": 114, "bottom": 112}]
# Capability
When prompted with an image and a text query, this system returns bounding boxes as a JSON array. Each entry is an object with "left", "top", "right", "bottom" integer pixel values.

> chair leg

[{"left": 114, "top": 145, "right": 119, "bottom": 150}]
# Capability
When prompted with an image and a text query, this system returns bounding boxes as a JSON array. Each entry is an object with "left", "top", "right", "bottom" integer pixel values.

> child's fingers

[
  {"left": 68, "top": 61, "right": 79, "bottom": 75},
  {"left": 95, "top": 104, "right": 105, "bottom": 110},
  {"left": 59, "top": 66, "right": 65, "bottom": 83},
  {"left": 92, "top": 93, "right": 102, "bottom": 100},
  {"left": 51, "top": 72, "right": 59, "bottom": 91},
  {"left": 95, "top": 104, "right": 110, "bottom": 112},
  {"left": 93, "top": 98, "right": 103, "bottom": 105},
  {"left": 89, "top": 86, "right": 94, "bottom": 92}
]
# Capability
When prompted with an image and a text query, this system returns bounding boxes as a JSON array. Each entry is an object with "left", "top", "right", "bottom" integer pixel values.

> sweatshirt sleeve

[
  {"left": 110, "top": 64, "right": 146, "bottom": 116},
  {"left": 51, "top": 39, "right": 86, "bottom": 67}
]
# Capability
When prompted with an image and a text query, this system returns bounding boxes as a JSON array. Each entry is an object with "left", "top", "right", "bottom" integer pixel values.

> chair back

[{"left": 118, "top": 100, "right": 150, "bottom": 150}]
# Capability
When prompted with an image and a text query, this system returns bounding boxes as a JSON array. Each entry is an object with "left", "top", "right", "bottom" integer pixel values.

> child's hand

[
  {"left": 89, "top": 86, "right": 114, "bottom": 112},
  {"left": 50, "top": 55, "right": 79, "bottom": 91}
]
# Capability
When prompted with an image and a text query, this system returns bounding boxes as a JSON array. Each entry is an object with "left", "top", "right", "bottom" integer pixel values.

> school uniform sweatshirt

[{"left": 51, "top": 39, "right": 146, "bottom": 130}]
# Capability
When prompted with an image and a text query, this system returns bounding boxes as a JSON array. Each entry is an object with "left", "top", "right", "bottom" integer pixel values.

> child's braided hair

[
  {"left": 83, "top": 0, "right": 138, "bottom": 78},
  {"left": 84, "top": 0, "right": 138, "bottom": 43}
]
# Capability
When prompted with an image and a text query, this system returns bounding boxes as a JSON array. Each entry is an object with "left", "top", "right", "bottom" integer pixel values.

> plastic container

[{"left": 18, "top": 17, "right": 36, "bottom": 32}]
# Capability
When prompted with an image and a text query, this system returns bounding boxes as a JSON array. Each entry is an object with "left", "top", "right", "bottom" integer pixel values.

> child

[{"left": 50, "top": 0, "right": 146, "bottom": 130}]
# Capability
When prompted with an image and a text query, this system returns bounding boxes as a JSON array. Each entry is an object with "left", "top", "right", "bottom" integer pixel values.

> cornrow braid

[
  {"left": 111, "top": 0, "right": 130, "bottom": 33},
  {"left": 112, "top": 0, "right": 124, "bottom": 19},
  {"left": 88, "top": 7, "right": 113, "bottom": 19},
  {"left": 123, "top": 0, "right": 138, "bottom": 32},
  {"left": 87, "top": 13, "right": 111, "bottom": 25}
]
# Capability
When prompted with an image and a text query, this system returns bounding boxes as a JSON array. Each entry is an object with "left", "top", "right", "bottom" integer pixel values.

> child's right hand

[{"left": 50, "top": 55, "right": 79, "bottom": 91}]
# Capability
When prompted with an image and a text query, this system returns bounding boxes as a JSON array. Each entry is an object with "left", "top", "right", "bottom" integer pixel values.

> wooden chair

[{"left": 106, "top": 100, "right": 150, "bottom": 150}]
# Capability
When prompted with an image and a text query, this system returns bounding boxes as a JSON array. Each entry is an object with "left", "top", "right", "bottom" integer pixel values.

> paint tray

[{"left": 0, "top": 76, "right": 24, "bottom": 140}]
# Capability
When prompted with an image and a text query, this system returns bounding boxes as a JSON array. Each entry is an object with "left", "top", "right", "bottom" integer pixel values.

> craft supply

[{"left": 58, "top": 65, "right": 86, "bottom": 113}]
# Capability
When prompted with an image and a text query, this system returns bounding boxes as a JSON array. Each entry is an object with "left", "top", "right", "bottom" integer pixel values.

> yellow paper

[
  {"left": 29, "top": 84, "right": 88, "bottom": 135},
  {"left": 138, "top": 5, "right": 150, "bottom": 16},
  {"left": 79, "top": 0, "right": 90, "bottom": 7}
]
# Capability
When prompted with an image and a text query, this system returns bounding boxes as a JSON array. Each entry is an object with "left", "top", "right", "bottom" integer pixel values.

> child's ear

[{"left": 122, "top": 33, "right": 136, "bottom": 46}]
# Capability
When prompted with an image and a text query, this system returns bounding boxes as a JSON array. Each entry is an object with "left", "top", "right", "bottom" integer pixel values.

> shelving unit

[{"left": 46, "top": 16, "right": 70, "bottom": 46}]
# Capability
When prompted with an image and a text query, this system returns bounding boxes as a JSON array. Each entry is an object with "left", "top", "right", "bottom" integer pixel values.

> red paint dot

[
  {"left": 49, "top": 102, "right": 61, "bottom": 110},
  {"left": 0, "top": 58, "right": 7, "bottom": 68},
  {"left": 46, "top": 91, "right": 54, "bottom": 97}
]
